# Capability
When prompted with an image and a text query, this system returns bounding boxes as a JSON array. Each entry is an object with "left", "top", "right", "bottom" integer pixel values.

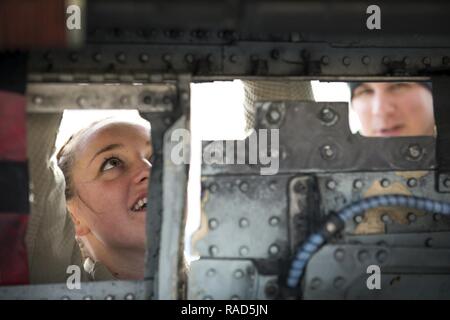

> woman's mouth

[{"left": 131, "top": 196, "right": 147, "bottom": 213}]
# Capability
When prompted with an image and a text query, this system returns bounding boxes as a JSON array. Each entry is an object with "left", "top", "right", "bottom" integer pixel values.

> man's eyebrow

[{"left": 89, "top": 143, "right": 124, "bottom": 164}]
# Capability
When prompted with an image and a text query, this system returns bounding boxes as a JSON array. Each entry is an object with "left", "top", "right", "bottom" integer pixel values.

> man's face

[{"left": 351, "top": 82, "right": 435, "bottom": 137}]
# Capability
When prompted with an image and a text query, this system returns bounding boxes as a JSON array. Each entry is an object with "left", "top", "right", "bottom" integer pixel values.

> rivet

[
  {"left": 209, "top": 183, "right": 218, "bottom": 193},
  {"left": 310, "top": 277, "right": 322, "bottom": 290},
  {"left": 139, "top": 53, "right": 149, "bottom": 63},
  {"left": 353, "top": 179, "right": 363, "bottom": 189},
  {"left": 77, "top": 96, "right": 87, "bottom": 108},
  {"left": 162, "top": 53, "right": 171, "bottom": 62},
  {"left": 163, "top": 96, "right": 172, "bottom": 105},
  {"left": 357, "top": 250, "right": 369, "bottom": 263},
  {"left": 380, "top": 179, "right": 390, "bottom": 188},
  {"left": 209, "top": 218, "right": 219, "bottom": 230},
  {"left": 325, "top": 222, "right": 337, "bottom": 233},
  {"left": 264, "top": 282, "right": 278, "bottom": 297},
  {"left": 105, "top": 295, "right": 114, "bottom": 300},
  {"left": 271, "top": 50, "right": 280, "bottom": 60},
  {"left": 321, "top": 56, "right": 330, "bottom": 65},
  {"left": 407, "top": 212, "right": 417, "bottom": 223},
  {"left": 319, "top": 107, "right": 337, "bottom": 125},
  {"left": 269, "top": 216, "right": 280, "bottom": 226},
  {"left": 69, "top": 52, "right": 79, "bottom": 62},
  {"left": 209, "top": 246, "right": 219, "bottom": 256},
  {"left": 239, "top": 218, "right": 249, "bottom": 228},
  {"left": 334, "top": 248, "right": 345, "bottom": 261},
  {"left": 268, "top": 244, "right": 280, "bottom": 256},
  {"left": 376, "top": 250, "right": 388, "bottom": 263},
  {"left": 33, "top": 95, "right": 43, "bottom": 105},
  {"left": 124, "top": 293, "right": 135, "bottom": 300},
  {"left": 407, "top": 144, "right": 422, "bottom": 160},
  {"left": 433, "top": 213, "right": 442, "bottom": 221},
  {"left": 443, "top": 178, "right": 450, "bottom": 188},
  {"left": 382, "top": 56, "right": 391, "bottom": 64},
  {"left": 116, "top": 52, "right": 126, "bottom": 63},
  {"left": 269, "top": 180, "right": 277, "bottom": 191},
  {"left": 362, "top": 56, "right": 370, "bottom": 65},
  {"left": 266, "top": 108, "right": 281, "bottom": 124},
  {"left": 234, "top": 269, "right": 244, "bottom": 279},
  {"left": 93, "top": 52, "right": 102, "bottom": 62},
  {"left": 185, "top": 54, "right": 194, "bottom": 63},
  {"left": 143, "top": 95, "right": 152, "bottom": 105},
  {"left": 381, "top": 213, "right": 392, "bottom": 224},
  {"left": 407, "top": 178, "right": 418, "bottom": 188},
  {"left": 229, "top": 54, "right": 238, "bottom": 63},
  {"left": 342, "top": 56, "right": 351, "bottom": 66},
  {"left": 203, "top": 295, "right": 213, "bottom": 300},
  {"left": 354, "top": 215, "right": 363, "bottom": 224},
  {"left": 239, "top": 182, "right": 249, "bottom": 192},
  {"left": 206, "top": 268, "right": 216, "bottom": 277},
  {"left": 333, "top": 277, "right": 345, "bottom": 289},
  {"left": 403, "top": 57, "right": 411, "bottom": 65},
  {"left": 83, "top": 296, "right": 93, "bottom": 300},
  {"left": 239, "top": 246, "right": 249, "bottom": 256},
  {"left": 230, "top": 295, "right": 240, "bottom": 300},
  {"left": 120, "top": 95, "right": 130, "bottom": 105},
  {"left": 422, "top": 57, "right": 431, "bottom": 65},
  {"left": 61, "top": 296, "right": 70, "bottom": 300},
  {"left": 425, "top": 238, "right": 433, "bottom": 247},
  {"left": 326, "top": 179, "right": 337, "bottom": 190}
]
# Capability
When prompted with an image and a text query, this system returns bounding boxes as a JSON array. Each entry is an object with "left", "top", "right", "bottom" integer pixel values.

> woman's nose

[{"left": 133, "top": 159, "right": 152, "bottom": 184}]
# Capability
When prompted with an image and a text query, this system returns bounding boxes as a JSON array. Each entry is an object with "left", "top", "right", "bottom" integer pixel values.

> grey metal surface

[
  {"left": 188, "top": 259, "right": 277, "bottom": 300},
  {"left": 26, "top": 83, "right": 176, "bottom": 113},
  {"left": 303, "top": 244, "right": 450, "bottom": 299},
  {"left": 202, "top": 101, "right": 436, "bottom": 175},
  {"left": 0, "top": 280, "right": 149, "bottom": 300},
  {"left": 158, "top": 115, "right": 190, "bottom": 300},
  {"left": 193, "top": 175, "right": 290, "bottom": 259},
  {"left": 345, "top": 232, "right": 450, "bottom": 249}
]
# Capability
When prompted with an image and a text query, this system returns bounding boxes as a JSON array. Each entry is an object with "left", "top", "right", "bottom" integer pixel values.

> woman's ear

[{"left": 67, "top": 199, "right": 91, "bottom": 237}]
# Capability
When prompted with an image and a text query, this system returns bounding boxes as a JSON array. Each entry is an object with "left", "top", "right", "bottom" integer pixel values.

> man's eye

[
  {"left": 101, "top": 157, "right": 123, "bottom": 172},
  {"left": 355, "top": 88, "right": 372, "bottom": 97}
]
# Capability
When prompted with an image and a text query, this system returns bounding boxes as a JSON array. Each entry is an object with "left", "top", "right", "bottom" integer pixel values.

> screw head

[
  {"left": 407, "top": 144, "right": 422, "bottom": 160},
  {"left": 353, "top": 179, "right": 363, "bottom": 189},
  {"left": 380, "top": 179, "right": 390, "bottom": 188},
  {"left": 321, "top": 145, "right": 336, "bottom": 160},
  {"left": 326, "top": 179, "right": 337, "bottom": 190},
  {"left": 407, "top": 178, "right": 418, "bottom": 188},
  {"left": 319, "top": 107, "right": 337, "bottom": 125},
  {"left": 354, "top": 215, "right": 363, "bottom": 224},
  {"left": 267, "top": 108, "right": 281, "bottom": 124}
]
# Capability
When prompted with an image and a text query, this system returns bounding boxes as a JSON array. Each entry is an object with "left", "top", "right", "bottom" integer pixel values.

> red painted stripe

[{"left": 0, "top": 91, "right": 26, "bottom": 161}]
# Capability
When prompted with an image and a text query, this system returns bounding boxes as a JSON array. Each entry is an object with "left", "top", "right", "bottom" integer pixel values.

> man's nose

[
  {"left": 133, "top": 159, "right": 152, "bottom": 184},
  {"left": 371, "top": 91, "right": 396, "bottom": 116}
]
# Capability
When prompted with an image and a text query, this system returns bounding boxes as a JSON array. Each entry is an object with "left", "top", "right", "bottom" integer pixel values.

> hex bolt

[
  {"left": 310, "top": 277, "right": 322, "bottom": 290},
  {"left": 206, "top": 268, "right": 216, "bottom": 277},
  {"left": 269, "top": 216, "right": 280, "bottom": 226},
  {"left": 357, "top": 250, "right": 369, "bottom": 263},
  {"left": 354, "top": 215, "right": 363, "bottom": 224},
  {"left": 342, "top": 56, "right": 351, "bottom": 66},
  {"left": 407, "top": 144, "right": 422, "bottom": 160},
  {"left": 326, "top": 179, "right": 337, "bottom": 190},
  {"left": 380, "top": 179, "right": 390, "bottom": 188},
  {"left": 333, "top": 277, "right": 345, "bottom": 289},
  {"left": 139, "top": 53, "right": 149, "bottom": 63},
  {"left": 265, "top": 282, "right": 278, "bottom": 298},
  {"left": 239, "top": 181, "right": 249, "bottom": 192},
  {"left": 362, "top": 56, "right": 371, "bottom": 65},
  {"left": 353, "top": 179, "right": 363, "bottom": 189},
  {"left": 321, "top": 145, "right": 336, "bottom": 160},
  {"left": 116, "top": 52, "right": 126, "bottom": 63},
  {"left": 321, "top": 56, "right": 330, "bottom": 65},
  {"left": 423, "top": 57, "right": 431, "bottom": 65},
  {"left": 319, "top": 107, "right": 337, "bottom": 124},
  {"left": 293, "top": 180, "right": 306, "bottom": 194},
  {"left": 268, "top": 244, "right": 280, "bottom": 256},
  {"left": 209, "top": 218, "right": 219, "bottom": 230},
  {"left": 209, "top": 245, "right": 219, "bottom": 256},
  {"left": 425, "top": 238, "right": 433, "bottom": 247},
  {"left": 407, "top": 178, "right": 418, "bottom": 188},
  {"left": 407, "top": 212, "right": 417, "bottom": 223},
  {"left": 33, "top": 95, "right": 43, "bottom": 105},
  {"left": 209, "top": 183, "right": 218, "bottom": 193},
  {"left": 239, "top": 218, "right": 249, "bottom": 228},
  {"left": 376, "top": 250, "right": 388, "bottom": 263},
  {"left": 239, "top": 246, "right": 249, "bottom": 256},
  {"left": 234, "top": 269, "right": 244, "bottom": 279},
  {"left": 334, "top": 248, "right": 345, "bottom": 261},
  {"left": 124, "top": 293, "right": 135, "bottom": 300}
]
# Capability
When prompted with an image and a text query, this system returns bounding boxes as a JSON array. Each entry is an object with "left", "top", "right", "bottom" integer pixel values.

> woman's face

[{"left": 67, "top": 120, "right": 152, "bottom": 252}]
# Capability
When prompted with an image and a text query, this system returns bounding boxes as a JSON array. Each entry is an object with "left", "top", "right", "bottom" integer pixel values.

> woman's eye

[{"left": 101, "top": 157, "right": 123, "bottom": 172}]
